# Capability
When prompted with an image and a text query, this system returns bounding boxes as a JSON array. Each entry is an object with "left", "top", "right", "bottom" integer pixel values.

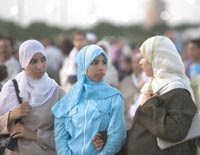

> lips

[
  {"left": 36, "top": 72, "right": 44, "bottom": 75},
  {"left": 97, "top": 73, "right": 105, "bottom": 77}
]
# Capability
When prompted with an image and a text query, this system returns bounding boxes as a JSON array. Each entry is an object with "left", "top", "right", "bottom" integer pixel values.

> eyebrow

[
  {"left": 31, "top": 56, "right": 46, "bottom": 60},
  {"left": 30, "top": 58, "right": 36, "bottom": 61}
]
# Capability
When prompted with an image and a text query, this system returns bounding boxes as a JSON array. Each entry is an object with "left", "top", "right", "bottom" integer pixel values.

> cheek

[
  {"left": 40, "top": 62, "right": 48, "bottom": 71},
  {"left": 86, "top": 67, "right": 94, "bottom": 78},
  {"left": 44, "top": 63, "right": 48, "bottom": 70},
  {"left": 25, "top": 66, "right": 34, "bottom": 75}
]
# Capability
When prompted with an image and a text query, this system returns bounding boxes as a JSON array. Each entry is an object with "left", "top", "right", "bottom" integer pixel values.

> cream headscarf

[
  {"left": 140, "top": 36, "right": 194, "bottom": 100},
  {"left": 0, "top": 40, "right": 57, "bottom": 115}
]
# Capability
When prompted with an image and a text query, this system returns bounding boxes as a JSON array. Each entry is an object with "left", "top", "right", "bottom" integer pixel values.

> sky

[{"left": 0, "top": 0, "right": 199, "bottom": 28}]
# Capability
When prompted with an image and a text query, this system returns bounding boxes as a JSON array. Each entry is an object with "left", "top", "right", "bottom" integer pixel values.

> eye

[
  {"left": 103, "top": 60, "right": 107, "bottom": 64},
  {"left": 91, "top": 60, "right": 98, "bottom": 65},
  {"left": 41, "top": 57, "right": 47, "bottom": 62},
  {"left": 29, "top": 59, "right": 37, "bottom": 64}
]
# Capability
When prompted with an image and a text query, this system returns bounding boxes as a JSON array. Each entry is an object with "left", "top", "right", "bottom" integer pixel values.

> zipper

[{"left": 81, "top": 100, "right": 90, "bottom": 155}]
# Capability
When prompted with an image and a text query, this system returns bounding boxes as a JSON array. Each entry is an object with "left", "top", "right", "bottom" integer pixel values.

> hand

[
  {"left": 11, "top": 123, "right": 37, "bottom": 141},
  {"left": 9, "top": 102, "right": 31, "bottom": 122},
  {"left": 92, "top": 133, "right": 105, "bottom": 151},
  {"left": 140, "top": 93, "right": 159, "bottom": 106}
]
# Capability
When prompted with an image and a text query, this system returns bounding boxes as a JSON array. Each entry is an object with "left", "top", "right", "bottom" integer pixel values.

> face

[
  {"left": 87, "top": 54, "right": 107, "bottom": 82},
  {"left": 0, "top": 39, "right": 13, "bottom": 61},
  {"left": 187, "top": 43, "right": 200, "bottom": 61},
  {"left": 25, "top": 53, "right": 47, "bottom": 79},
  {"left": 132, "top": 56, "right": 142, "bottom": 74},
  {"left": 139, "top": 57, "right": 153, "bottom": 77},
  {"left": 73, "top": 34, "right": 86, "bottom": 51}
]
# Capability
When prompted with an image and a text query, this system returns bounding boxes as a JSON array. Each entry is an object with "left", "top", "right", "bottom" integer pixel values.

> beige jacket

[{"left": 0, "top": 86, "right": 65, "bottom": 155}]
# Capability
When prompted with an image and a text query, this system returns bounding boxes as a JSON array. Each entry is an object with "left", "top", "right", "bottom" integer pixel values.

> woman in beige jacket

[{"left": 0, "top": 40, "right": 65, "bottom": 155}]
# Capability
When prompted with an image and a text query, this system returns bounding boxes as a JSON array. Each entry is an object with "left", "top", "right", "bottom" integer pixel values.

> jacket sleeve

[
  {"left": 54, "top": 117, "right": 72, "bottom": 155},
  {"left": 137, "top": 89, "right": 197, "bottom": 142},
  {"left": 98, "top": 95, "right": 126, "bottom": 155}
]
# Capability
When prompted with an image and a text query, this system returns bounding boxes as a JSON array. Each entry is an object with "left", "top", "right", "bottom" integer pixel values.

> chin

[
  {"left": 96, "top": 78, "right": 104, "bottom": 82},
  {"left": 34, "top": 74, "right": 45, "bottom": 79}
]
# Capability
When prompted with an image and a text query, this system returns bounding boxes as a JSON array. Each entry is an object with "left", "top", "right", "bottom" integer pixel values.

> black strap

[
  {"left": 12, "top": 79, "right": 22, "bottom": 124},
  {"left": 12, "top": 79, "right": 22, "bottom": 104}
]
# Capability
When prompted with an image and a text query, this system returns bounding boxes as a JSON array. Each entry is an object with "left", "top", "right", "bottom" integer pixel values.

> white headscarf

[
  {"left": 140, "top": 36, "right": 195, "bottom": 101},
  {"left": 0, "top": 40, "right": 57, "bottom": 115}
]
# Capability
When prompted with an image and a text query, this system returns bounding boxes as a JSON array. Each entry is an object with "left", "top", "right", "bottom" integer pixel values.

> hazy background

[{"left": 0, "top": 0, "right": 199, "bottom": 28}]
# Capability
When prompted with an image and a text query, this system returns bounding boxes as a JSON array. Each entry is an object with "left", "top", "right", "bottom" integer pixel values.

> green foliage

[
  {"left": 24, "top": 22, "right": 62, "bottom": 40},
  {"left": 0, "top": 19, "right": 20, "bottom": 37},
  {"left": 0, "top": 18, "right": 199, "bottom": 45}
]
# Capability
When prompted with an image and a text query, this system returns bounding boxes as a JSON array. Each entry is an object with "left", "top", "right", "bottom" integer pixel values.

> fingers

[
  {"left": 15, "top": 102, "right": 31, "bottom": 118},
  {"left": 20, "top": 103, "right": 31, "bottom": 112},
  {"left": 92, "top": 134, "right": 105, "bottom": 151},
  {"left": 93, "top": 139, "right": 104, "bottom": 151},
  {"left": 11, "top": 124, "right": 37, "bottom": 140},
  {"left": 92, "top": 133, "right": 101, "bottom": 141},
  {"left": 12, "top": 133, "right": 23, "bottom": 138},
  {"left": 141, "top": 92, "right": 159, "bottom": 105},
  {"left": 153, "top": 92, "right": 159, "bottom": 96},
  {"left": 11, "top": 124, "right": 24, "bottom": 138}
]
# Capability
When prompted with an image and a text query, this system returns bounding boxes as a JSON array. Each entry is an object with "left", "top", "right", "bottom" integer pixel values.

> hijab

[
  {"left": 52, "top": 45, "right": 121, "bottom": 118},
  {"left": 140, "top": 36, "right": 195, "bottom": 100},
  {"left": 0, "top": 40, "right": 57, "bottom": 115}
]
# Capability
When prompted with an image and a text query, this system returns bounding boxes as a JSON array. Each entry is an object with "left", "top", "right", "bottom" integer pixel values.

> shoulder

[
  {"left": 51, "top": 89, "right": 73, "bottom": 118},
  {"left": 1, "top": 80, "right": 14, "bottom": 92},
  {"left": 56, "top": 85, "right": 66, "bottom": 97},
  {"left": 106, "top": 84, "right": 123, "bottom": 98},
  {"left": 160, "top": 88, "right": 195, "bottom": 106},
  {"left": 105, "top": 88, "right": 124, "bottom": 108},
  {"left": 51, "top": 96, "right": 67, "bottom": 118},
  {"left": 163, "top": 88, "right": 191, "bottom": 97}
]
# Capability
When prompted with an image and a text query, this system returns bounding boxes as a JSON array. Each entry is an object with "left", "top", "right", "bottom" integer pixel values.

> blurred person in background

[
  {"left": 186, "top": 39, "right": 200, "bottom": 112},
  {"left": 0, "top": 64, "right": 8, "bottom": 91},
  {"left": 109, "top": 38, "right": 124, "bottom": 71},
  {"left": 59, "top": 37, "right": 73, "bottom": 57},
  {"left": 164, "top": 29, "right": 183, "bottom": 54},
  {"left": 0, "top": 36, "right": 21, "bottom": 81},
  {"left": 86, "top": 32, "right": 98, "bottom": 45},
  {"left": 118, "top": 55, "right": 132, "bottom": 81},
  {"left": 58, "top": 37, "right": 74, "bottom": 89},
  {"left": 119, "top": 52, "right": 144, "bottom": 129},
  {"left": 59, "top": 31, "right": 86, "bottom": 92},
  {"left": 128, "top": 72, "right": 148, "bottom": 122},
  {"left": 187, "top": 39, "right": 200, "bottom": 117},
  {"left": 181, "top": 42, "right": 193, "bottom": 77},
  {"left": 187, "top": 39, "right": 200, "bottom": 79},
  {"left": 41, "top": 37, "right": 64, "bottom": 84}
]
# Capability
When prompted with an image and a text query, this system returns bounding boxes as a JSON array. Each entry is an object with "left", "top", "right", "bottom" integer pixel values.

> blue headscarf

[{"left": 52, "top": 45, "right": 121, "bottom": 118}]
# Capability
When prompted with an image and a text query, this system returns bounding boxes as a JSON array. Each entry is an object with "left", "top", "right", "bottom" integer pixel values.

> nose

[
  {"left": 36, "top": 61, "right": 43, "bottom": 69},
  {"left": 98, "top": 62, "right": 105, "bottom": 70}
]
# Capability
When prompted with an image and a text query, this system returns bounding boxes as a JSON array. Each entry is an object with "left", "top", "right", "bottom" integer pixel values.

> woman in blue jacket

[{"left": 52, "top": 44, "right": 126, "bottom": 155}]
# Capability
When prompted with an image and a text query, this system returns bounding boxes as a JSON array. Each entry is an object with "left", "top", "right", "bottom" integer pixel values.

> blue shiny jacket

[{"left": 53, "top": 93, "right": 126, "bottom": 155}]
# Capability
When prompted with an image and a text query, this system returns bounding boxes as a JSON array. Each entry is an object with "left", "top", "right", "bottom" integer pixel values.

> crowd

[{"left": 0, "top": 30, "right": 200, "bottom": 155}]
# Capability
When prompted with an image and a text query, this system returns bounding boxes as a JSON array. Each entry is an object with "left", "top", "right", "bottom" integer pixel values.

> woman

[
  {"left": 52, "top": 45, "right": 126, "bottom": 155},
  {"left": 0, "top": 40, "right": 65, "bottom": 155},
  {"left": 119, "top": 36, "right": 197, "bottom": 155}
]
